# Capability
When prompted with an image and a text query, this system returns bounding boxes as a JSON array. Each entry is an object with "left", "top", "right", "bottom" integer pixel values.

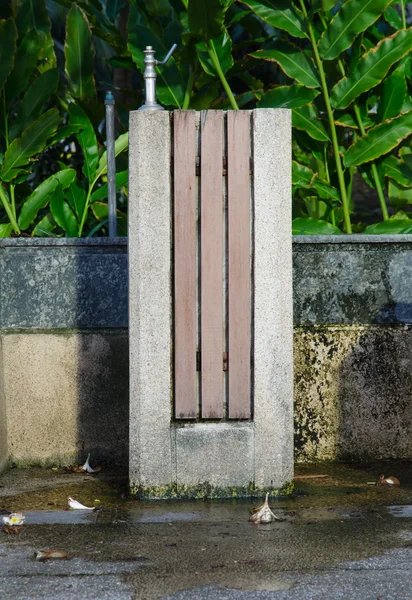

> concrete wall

[{"left": 2, "top": 235, "right": 412, "bottom": 468}]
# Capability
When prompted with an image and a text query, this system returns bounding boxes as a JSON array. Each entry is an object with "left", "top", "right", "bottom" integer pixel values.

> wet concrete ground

[{"left": 2, "top": 462, "right": 412, "bottom": 599}]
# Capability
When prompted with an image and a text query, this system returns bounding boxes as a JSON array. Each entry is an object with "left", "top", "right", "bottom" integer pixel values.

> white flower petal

[{"left": 68, "top": 497, "right": 95, "bottom": 510}]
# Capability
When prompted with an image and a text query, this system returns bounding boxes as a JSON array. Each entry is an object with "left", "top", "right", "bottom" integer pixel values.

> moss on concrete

[{"left": 130, "top": 480, "right": 294, "bottom": 500}]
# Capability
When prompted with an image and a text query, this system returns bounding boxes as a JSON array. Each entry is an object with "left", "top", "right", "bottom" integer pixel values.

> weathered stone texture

[
  {"left": 294, "top": 325, "right": 412, "bottom": 461},
  {"left": 3, "top": 332, "right": 128, "bottom": 466}
]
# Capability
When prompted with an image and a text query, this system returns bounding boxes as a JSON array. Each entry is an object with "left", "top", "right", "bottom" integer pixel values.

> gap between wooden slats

[
  {"left": 200, "top": 111, "right": 224, "bottom": 419},
  {"left": 174, "top": 111, "right": 197, "bottom": 419},
  {"left": 227, "top": 111, "right": 251, "bottom": 419}
]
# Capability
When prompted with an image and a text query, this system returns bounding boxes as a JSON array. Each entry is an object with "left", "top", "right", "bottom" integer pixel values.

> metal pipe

[
  {"left": 105, "top": 91, "right": 117, "bottom": 237},
  {"left": 139, "top": 44, "right": 177, "bottom": 112}
]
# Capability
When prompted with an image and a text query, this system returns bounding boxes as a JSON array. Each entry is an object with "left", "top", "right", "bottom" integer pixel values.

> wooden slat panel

[
  {"left": 227, "top": 111, "right": 251, "bottom": 419},
  {"left": 201, "top": 111, "right": 223, "bottom": 419},
  {"left": 174, "top": 111, "right": 197, "bottom": 419}
]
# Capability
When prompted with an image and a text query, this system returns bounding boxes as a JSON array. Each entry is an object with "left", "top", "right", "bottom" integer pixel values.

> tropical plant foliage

[{"left": 1, "top": 0, "right": 412, "bottom": 235}]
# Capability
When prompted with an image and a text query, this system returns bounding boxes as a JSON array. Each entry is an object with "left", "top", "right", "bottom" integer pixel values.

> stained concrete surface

[{"left": 2, "top": 463, "right": 412, "bottom": 598}]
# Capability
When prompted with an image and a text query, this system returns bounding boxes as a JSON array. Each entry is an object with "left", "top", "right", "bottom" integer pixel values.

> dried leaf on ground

[
  {"left": 249, "top": 493, "right": 282, "bottom": 523},
  {"left": 376, "top": 474, "right": 400, "bottom": 487},
  {"left": 35, "top": 549, "right": 68, "bottom": 561}
]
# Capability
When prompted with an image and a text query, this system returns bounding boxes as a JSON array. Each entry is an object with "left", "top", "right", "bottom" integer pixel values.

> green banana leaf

[
  {"left": 0, "top": 19, "right": 17, "bottom": 91},
  {"left": 293, "top": 106, "right": 330, "bottom": 142},
  {"left": 292, "top": 217, "right": 342, "bottom": 235},
  {"left": 143, "top": 0, "right": 171, "bottom": 17},
  {"left": 381, "top": 155, "right": 412, "bottom": 187},
  {"left": 258, "top": 85, "right": 319, "bottom": 109},
  {"left": 50, "top": 185, "right": 78, "bottom": 237},
  {"left": 96, "top": 132, "right": 128, "bottom": 180},
  {"left": 91, "top": 170, "right": 128, "bottom": 201},
  {"left": 310, "top": 0, "right": 337, "bottom": 12},
  {"left": 91, "top": 201, "right": 128, "bottom": 236},
  {"left": 5, "top": 30, "right": 41, "bottom": 104},
  {"left": 188, "top": 0, "right": 226, "bottom": 40},
  {"left": 251, "top": 43, "right": 319, "bottom": 89},
  {"left": 64, "top": 182, "right": 87, "bottom": 222},
  {"left": 388, "top": 180, "right": 412, "bottom": 206},
  {"left": 9, "top": 69, "right": 59, "bottom": 141},
  {"left": 18, "top": 168, "right": 76, "bottom": 230},
  {"left": 241, "top": 0, "right": 307, "bottom": 39},
  {"left": 0, "top": 224, "right": 13, "bottom": 237},
  {"left": 384, "top": 6, "right": 403, "bottom": 29},
  {"left": 68, "top": 103, "right": 99, "bottom": 184},
  {"left": 32, "top": 212, "right": 57, "bottom": 237},
  {"left": 14, "top": 0, "right": 56, "bottom": 71},
  {"left": 196, "top": 31, "right": 234, "bottom": 76},
  {"left": 378, "top": 63, "right": 407, "bottom": 122},
  {"left": 1, "top": 108, "right": 60, "bottom": 182},
  {"left": 292, "top": 161, "right": 340, "bottom": 200},
  {"left": 344, "top": 110, "right": 412, "bottom": 167},
  {"left": 318, "top": 0, "right": 392, "bottom": 61},
  {"left": 364, "top": 218, "right": 412, "bottom": 234},
  {"left": 65, "top": 4, "right": 96, "bottom": 100},
  {"left": 331, "top": 29, "right": 412, "bottom": 110}
]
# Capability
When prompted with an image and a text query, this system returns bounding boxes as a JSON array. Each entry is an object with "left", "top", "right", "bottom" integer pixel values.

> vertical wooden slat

[
  {"left": 201, "top": 111, "right": 223, "bottom": 419},
  {"left": 174, "top": 111, "right": 197, "bottom": 419},
  {"left": 227, "top": 111, "right": 251, "bottom": 419}
]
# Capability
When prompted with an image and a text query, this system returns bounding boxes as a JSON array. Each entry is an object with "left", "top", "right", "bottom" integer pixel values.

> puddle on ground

[{"left": 387, "top": 505, "right": 412, "bottom": 518}]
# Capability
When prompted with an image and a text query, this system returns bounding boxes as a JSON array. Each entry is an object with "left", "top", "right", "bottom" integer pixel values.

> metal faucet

[{"left": 139, "top": 44, "right": 177, "bottom": 111}]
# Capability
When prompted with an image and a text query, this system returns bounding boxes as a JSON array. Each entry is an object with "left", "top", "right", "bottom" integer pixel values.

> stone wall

[{"left": 2, "top": 235, "right": 412, "bottom": 468}]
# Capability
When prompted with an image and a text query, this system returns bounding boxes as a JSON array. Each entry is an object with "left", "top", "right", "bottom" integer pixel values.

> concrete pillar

[{"left": 129, "top": 109, "right": 293, "bottom": 498}]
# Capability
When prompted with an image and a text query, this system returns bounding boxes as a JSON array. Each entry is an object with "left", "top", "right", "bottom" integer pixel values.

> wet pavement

[{"left": 1, "top": 462, "right": 412, "bottom": 598}]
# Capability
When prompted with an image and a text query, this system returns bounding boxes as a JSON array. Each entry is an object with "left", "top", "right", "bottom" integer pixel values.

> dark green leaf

[
  {"left": 142, "top": 0, "right": 171, "bottom": 17},
  {"left": 188, "top": 0, "right": 225, "bottom": 40},
  {"left": 69, "top": 103, "right": 99, "bottom": 183},
  {"left": 196, "top": 31, "right": 234, "bottom": 76},
  {"left": 293, "top": 106, "right": 330, "bottom": 142},
  {"left": 32, "top": 212, "right": 57, "bottom": 237},
  {"left": 50, "top": 185, "right": 78, "bottom": 237},
  {"left": 292, "top": 161, "right": 340, "bottom": 200},
  {"left": 258, "top": 85, "right": 320, "bottom": 109},
  {"left": 344, "top": 109, "right": 412, "bottom": 167},
  {"left": 106, "top": 0, "right": 126, "bottom": 22},
  {"left": 9, "top": 69, "right": 59, "bottom": 141},
  {"left": 64, "top": 182, "right": 86, "bottom": 221},
  {"left": 251, "top": 43, "right": 319, "bottom": 88},
  {"left": 46, "top": 124, "right": 85, "bottom": 149},
  {"left": 0, "top": 19, "right": 17, "bottom": 92},
  {"left": 331, "top": 29, "right": 412, "bottom": 109},
  {"left": 318, "top": 0, "right": 392, "bottom": 61},
  {"left": 378, "top": 63, "right": 407, "bottom": 121},
  {"left": 381, "top": 155, "right": 412, "bottom": 186},
  {"left": 5, "top": 30, "right": 41, "bottom": 104},
  {"left": 65, "top": 4, "right": 96, "bottom": 100},
  {"left": 18, "top": 168, "right": 76, "bottom": 230},
  {"left": 91, "top": 201, "right": 127, "bottom": 236},
  {"left": 384, "top": 6, "right": 402, "bottom": 29},
  {"left": 292, "top": 217, "right": 342, "bottom": 235},
  {"left": 91, "top": 170, "right": 128, "bottom": 201},
  {"left": 241, "top": 0, "right": 307, "bottom": 39},
  {"left": 14, "top": 0, "right": 56, "bottom": 70},
  {"left": 190, "top": 82, "right": 221, "bottom": 109},
  {"left": 388, "top": 180, "right": 412, "bottom": 206},
  {"left": 1, "top": 109, "right": 60, "bottom": 182},
  {"left": 364, "top": 218, "right": 412, "bottom": 233}
]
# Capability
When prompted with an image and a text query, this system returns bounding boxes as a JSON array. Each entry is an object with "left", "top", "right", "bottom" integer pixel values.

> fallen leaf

[
  {"left": 249, "top": 493, "right": 282, "bottom": 523},
  {"left": 376, "top": 474, "right": 400, "bottom": 487},
  {"left": 2, "top": 525, "right": 22, "bottom": 535},
  {"left": 68, "top": 497, "right": 95, "bottom": 510},
  {"left": 35, "top": 550, "right": 68, "bottom": 561}
]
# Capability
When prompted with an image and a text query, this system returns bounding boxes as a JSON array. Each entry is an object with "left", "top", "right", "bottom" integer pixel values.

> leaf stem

[
  {"left": 353, "top": 104, "right": 389, "bottom": 220},
  {"left": 401, "top": 0, "right": 407, "bottom": 29},
  {"left": 182, "top": 65, "right": 195, "bottom": 110},
  {"left": 0, "top": 185, "right": 20, "bottom": 234},
  {"left": 78, "top": 185, "right": 94, "bottom": 237},
  {"left": 206, "top": 40, "right": 239, "bottom": 110},
  {"left": 299, "top": 0, "right": 351, "bottom": 233},
  {"left": 3, "top": 92, "right": 9, "bottom": 149}
]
